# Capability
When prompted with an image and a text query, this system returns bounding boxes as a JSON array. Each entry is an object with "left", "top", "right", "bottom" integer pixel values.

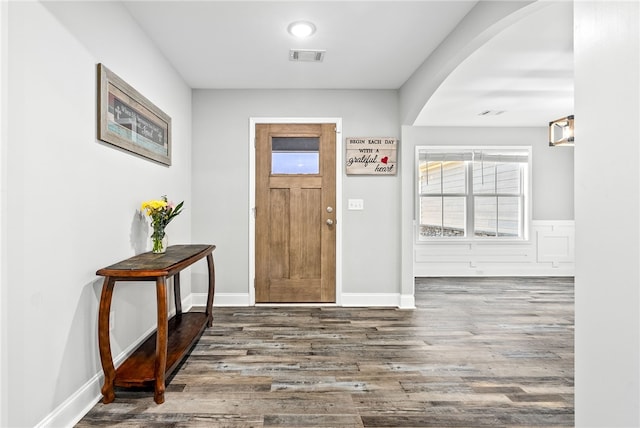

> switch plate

[{"left": 348, "top": 199, "right": 364, "bottom": 210}]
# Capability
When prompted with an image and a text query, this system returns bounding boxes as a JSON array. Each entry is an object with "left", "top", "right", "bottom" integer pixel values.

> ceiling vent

[
  {"left": 289, "top": 49, "right": 325, "bottom": 62},
  {"left": 478, "top": 110, "right": 506, "bottom": 116}
]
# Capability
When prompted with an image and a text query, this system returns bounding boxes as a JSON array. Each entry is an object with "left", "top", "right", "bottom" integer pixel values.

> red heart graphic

[{"left": 381, "top": 156, "right": 389, "bottom": 164}]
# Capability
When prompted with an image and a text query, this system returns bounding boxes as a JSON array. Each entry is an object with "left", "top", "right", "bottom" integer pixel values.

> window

[
  {"left": 271, "top": 137, "right": 320, "bottom": 174},
  {"left": 417, "top": 147, "right": 530, "bottom": 241}
]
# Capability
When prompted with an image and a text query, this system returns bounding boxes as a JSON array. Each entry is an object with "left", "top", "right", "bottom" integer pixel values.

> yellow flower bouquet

[{"left": 141, "top": 195, "right": 184, "bottom": 253}]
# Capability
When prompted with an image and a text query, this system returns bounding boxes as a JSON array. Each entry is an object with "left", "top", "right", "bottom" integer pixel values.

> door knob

[{"left": 326, "top": 219, "right": 334, "bottom": 226}]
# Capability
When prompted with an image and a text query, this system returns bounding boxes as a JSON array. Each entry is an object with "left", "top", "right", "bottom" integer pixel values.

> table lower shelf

[{"left": 114, "top": 311, "right": 208, "bottom": 388}]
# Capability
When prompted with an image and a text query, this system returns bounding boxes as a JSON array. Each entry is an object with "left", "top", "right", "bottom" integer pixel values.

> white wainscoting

[{"left": 414, "top": 220, "right": 575, "bottom": 276}]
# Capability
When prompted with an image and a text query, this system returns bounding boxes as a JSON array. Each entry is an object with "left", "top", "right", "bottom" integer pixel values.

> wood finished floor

[{"left": 77, "top": 277, "right": 574, "bottom": 427}]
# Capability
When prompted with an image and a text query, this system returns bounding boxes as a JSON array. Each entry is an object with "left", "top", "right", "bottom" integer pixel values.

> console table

[{"left": 96, "top": 244, "right": 216, "bottom": 404}]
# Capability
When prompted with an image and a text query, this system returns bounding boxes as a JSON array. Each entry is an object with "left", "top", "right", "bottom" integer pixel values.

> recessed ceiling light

[{"left": 287, "top": 21, "right": 316, "bottom": 38}]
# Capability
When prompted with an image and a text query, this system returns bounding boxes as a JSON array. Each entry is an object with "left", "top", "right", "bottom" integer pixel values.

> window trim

[{"left": 415, "top": 145, "right": 532, "bottom": 243}]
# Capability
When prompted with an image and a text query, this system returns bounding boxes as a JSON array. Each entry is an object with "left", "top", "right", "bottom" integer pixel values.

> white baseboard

[
  {"left": 196, "top": 293, "right": 414, "bottom": 309},
  {"left": 35, "top": 373, "right": 103, "bottom": 428},
  {"left": 35, "top": 322, "right": 158, "bottom": 428},
  {"left": 399, "top": 294, "right": 416, "bottom": 309},
  {"left": 341, "top": 293, "right": 403, "bottom": 307}
]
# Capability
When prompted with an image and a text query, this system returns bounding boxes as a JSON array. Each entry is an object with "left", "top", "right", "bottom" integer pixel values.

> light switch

[{"left": 348, "top": 199, "right": 364, "bottom": 210}]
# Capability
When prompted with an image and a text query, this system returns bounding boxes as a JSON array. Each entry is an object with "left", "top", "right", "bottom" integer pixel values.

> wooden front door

[{"left": 255, "top": 123, "right": 336, "bottom": 303}]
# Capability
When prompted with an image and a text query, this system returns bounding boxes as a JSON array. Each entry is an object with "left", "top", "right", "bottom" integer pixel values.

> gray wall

[
  {"left": 574, "top": 1, "right": 639, "bottom": 425},
  {"left": 192, "top": 92, "right": 576, "bottom": 306},
  {"left": 192, "top": 89, "right": 401, "bottom": 297},
  {"left": 2, "top": 2, "right": 192, "bottom": 426}
]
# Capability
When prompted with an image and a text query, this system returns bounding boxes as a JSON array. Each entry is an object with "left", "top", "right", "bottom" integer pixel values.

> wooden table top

[{"left": 96, "top": 244, "right": 215, "bottom": 278}]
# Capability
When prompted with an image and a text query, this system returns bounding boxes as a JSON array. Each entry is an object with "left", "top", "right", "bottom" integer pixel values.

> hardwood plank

[
  {"left": 264, "top": 414, "right": 363, "bottom": 427},
  {"left": 78, "top": 277, "right": 574, "bottom": 427}
]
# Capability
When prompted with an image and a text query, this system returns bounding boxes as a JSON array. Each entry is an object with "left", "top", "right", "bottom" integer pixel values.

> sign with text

[{"left": 345, "top": 137, "right": 398, "bottom": 175}]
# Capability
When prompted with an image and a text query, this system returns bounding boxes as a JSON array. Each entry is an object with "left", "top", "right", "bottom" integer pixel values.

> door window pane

[{"left": 272, "top": 137, "right": 319, "bottom": 174}]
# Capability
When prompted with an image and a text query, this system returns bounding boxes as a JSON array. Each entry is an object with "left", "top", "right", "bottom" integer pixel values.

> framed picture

[
  {"left": 345, "top": 137, "right": 397, "bottom": 175},
  {"left": 97, "top": 63, "right": 171, "bottom": 166}
]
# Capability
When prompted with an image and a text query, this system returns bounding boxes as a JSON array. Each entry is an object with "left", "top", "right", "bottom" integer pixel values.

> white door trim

[{"left": 248, "top": 117, "right": 343, "bottom": 306}]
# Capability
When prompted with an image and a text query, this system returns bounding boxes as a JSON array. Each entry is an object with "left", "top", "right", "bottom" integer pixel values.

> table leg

[
  {"left": 173, "top": 273, "right": 182, "bottom": 316},
  {"left": 98, "top": 277, "right": 116, "bottom": 404},
  {"left": 154, "top": 276, "right": 168, "bottom": 404},
  {"left": 206, "top": 253, "right": 216, "bottom": 327}
]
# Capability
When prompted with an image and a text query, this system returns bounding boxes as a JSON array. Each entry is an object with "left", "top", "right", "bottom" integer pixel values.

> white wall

[
  {"left": 574, "top": 1, "right": 640, "bottom": 426},
  {"left": 0, "top": 1, "right": 7, "bottom": 424},
  {"left": 2, "top": 2, "right": 192, "bottom": 427},
  {"left": 191, "top": 89, "right": 401, "bottom": 303}
]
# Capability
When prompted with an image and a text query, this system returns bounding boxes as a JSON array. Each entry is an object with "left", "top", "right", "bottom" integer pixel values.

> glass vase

[{"left": 151, "top": 232, "right": 168, "bottom": 254}]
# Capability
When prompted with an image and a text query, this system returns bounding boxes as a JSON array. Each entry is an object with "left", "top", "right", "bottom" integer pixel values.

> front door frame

[{"left": 249, "top": 117, "right": 343, "bottom": 306}]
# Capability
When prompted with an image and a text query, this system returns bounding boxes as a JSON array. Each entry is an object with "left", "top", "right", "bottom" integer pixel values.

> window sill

[{"left": 416, "top": 238, "right": 531, "bottom": 245}]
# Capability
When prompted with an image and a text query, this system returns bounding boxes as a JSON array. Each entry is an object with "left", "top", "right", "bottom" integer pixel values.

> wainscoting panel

[
  {"left": 414, "top": 220, "right": 574, "bottom": 276},
  {"left": 537, "top": 222, "right": 575, "bottom": 263}
]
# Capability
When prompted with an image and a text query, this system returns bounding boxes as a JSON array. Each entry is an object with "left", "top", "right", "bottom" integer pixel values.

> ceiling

[
  {"left": 123, "top": 0, "right": 574, "bottom": 127},
  {"left": 415, "top": 1, "right": 574, "bottom": 127}
]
